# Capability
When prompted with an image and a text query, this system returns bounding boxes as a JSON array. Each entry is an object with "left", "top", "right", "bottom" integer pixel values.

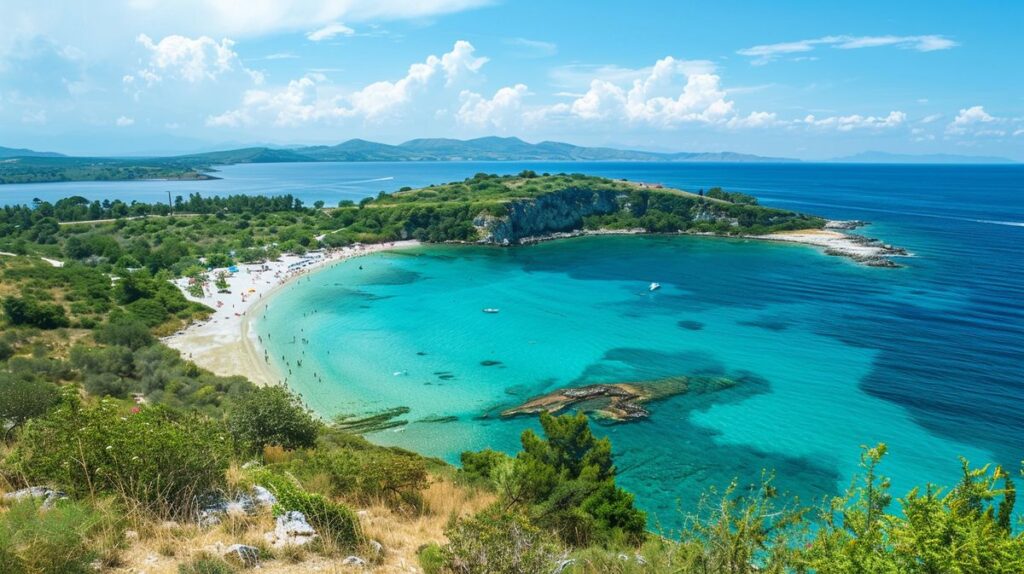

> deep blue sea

[{"left": 7, "top": 162, "right": 1022, "bottom": 529}]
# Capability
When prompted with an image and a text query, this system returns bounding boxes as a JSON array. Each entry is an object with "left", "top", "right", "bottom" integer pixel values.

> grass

[{"left": 101, "top": 473, "right": 494, "bottom": 573}]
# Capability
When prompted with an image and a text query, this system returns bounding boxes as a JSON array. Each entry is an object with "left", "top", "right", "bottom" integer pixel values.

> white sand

[
  {"left": 163, "top": 241, "right": 420, "bottom": 384},
  {"left": 744, "top": 227, "right": 908, "bottom": 265}
]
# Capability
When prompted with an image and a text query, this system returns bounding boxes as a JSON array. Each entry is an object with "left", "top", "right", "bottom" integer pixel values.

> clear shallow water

[
  {"left": 244, "top": 162, "right": 1024, "bottom": 528},
  {"left": 10, "top": 161, "right": 1021, "bottom": 527}
]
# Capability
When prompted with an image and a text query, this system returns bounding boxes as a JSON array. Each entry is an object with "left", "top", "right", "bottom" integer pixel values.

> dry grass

[{"left": 108, "top": 474, "right": 495, "bottom": 573}]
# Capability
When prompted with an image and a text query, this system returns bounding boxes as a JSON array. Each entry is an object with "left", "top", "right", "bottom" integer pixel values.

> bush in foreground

[
  {"left": 6, "top": 393, "right": 232, "bottom": 517},
  {"left": 441, "top": 505, "right": 563, "bottom": 574},
  {"left": 251, "top": 469, "right": 363, "bottom": 551},
  {"left": 461, "top": 411, "right": 646, "bottom": 547},
  {"left": 0, "top": 498, "right": 124, "bottom": 574},
  {"left": 227, "top": 386, "right": 319, "bottom": 454}
]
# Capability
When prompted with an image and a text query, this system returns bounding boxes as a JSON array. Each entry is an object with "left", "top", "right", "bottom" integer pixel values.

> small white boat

[
  {"left": 649, "top": 282, "right": 661, "bottom": 292},
  {"left": 482, "top": 308, "right": 500, "bottom": 314}
]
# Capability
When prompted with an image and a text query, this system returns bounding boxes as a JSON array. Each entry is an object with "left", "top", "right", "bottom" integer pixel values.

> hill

[
  {"left": 0, "top": 137, "right": 797, "bottom": 183},
  {"left": 295, "top": 136, "right": 796, "bottom": 162},
  {"left": 0, "top": 146, "right": 65, "bottom": 159}
]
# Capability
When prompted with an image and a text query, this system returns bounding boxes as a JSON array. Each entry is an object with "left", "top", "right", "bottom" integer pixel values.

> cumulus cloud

[
  {"left": 550, "top": 57, "right": 734, "bottom": 127},
  {"left": 457, "top": 84, "right": 528, "bottom": 129},
  {"left": 738, "top": 34, "right": 957, "bottom": 64},
  {"left": 306, "top": 22, "right": 354, "bottom": 42},
  {"left": 207, "top": 40, "right": 487, "bottom": 127},
  {"left": 726, "top": 111, "right": 779, "bottom": 128},
  {"left": 132, "top": 34, "right": 240, "bottom": 84},
  {"left": 801, "top": 110, "right": 906, "bottom": 131},
  {"left": 946, "top": 105, "right": 1002, "bottom": 136},
  {"left": 115, "top": 115, "right": 134, "bottom": 126},
  {"left": 950, "top": 105, "right": 994, "bottom": 126}
]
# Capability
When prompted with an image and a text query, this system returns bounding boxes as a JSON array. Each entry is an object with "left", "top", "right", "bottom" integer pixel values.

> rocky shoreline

[
  {"left": 473, "top": 219, "right": 908, "bottom": 268},
  {"left": 745, "top": 220, "right": 910, "bottom": 267}
]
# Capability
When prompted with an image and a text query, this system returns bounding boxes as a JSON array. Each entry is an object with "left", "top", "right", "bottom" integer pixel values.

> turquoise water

[
  {"left": 82, "top": 161, "right": 1001, "bottom": 528},
  {"left": 8, "top": 161, "right": 1020, "bottom": 525},
  {"left": 256, "top": 232, "right": 1012, "bottom": 526}
]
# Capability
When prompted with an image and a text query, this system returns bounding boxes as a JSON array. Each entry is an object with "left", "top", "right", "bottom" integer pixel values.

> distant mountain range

[
  {"left": 830, "top": 151, "right": 1017, "bottom": 164},
  {"left": 2, "top": 139, "right": 1019, "bottom": 185},
  {"left": 0, "top": 146, "right": 65, "bottom": 159},
  {"left": 166, "top": 137, "right": 797, "bottom": 164},
  {"left": 1, "top": 137, "right": 795, "bottom": 164}
]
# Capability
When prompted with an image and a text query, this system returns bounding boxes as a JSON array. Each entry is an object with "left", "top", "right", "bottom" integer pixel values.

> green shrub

[
  {"left": 462, "top": 411, "right": 646, "bottom": 547},
  {"left": 0, "top": 498, "right": 124, "bottom": 574},
  {"left": 442, "top": 505, "right": 562, "bottom": 574},
  {"left": 93, "top": 317, "right": 155, "bottom": 350},
  {"left": 294, "top": 446, "right": 428, "bottom": 510},
  {"left": 7, "top": 394, "right": 231, "bottom": 517},
  {"left": 1, "top": 296, "right": 69, "bottom": 329},
  {"left": 418, "top": 542, "right": 445, "bottom": 574},
  {"left": 227, "top": 386, "right": 319, "bottom": 453},
  {"left": 0, "top": 372, "right": 61, "bottom": 440},
  {"left": 252, "top": 470, "right": 362, "bottom": 550}
]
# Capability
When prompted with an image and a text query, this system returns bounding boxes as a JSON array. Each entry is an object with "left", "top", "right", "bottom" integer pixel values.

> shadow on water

[{"left": 498, "top": 347, "right": 843, "bottom": 522}]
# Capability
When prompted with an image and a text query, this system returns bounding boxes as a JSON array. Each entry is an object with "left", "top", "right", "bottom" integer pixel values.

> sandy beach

[
  {"left": 744, "top": 222, "right": 910, "bottom": 267},
  {"left": 163, "top": 240, "right": 420, "bottom": 385}
]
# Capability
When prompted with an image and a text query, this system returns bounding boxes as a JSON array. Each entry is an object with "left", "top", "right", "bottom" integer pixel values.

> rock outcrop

[{"left": 474, "top": 187, "right": 621, "bottom": 244}]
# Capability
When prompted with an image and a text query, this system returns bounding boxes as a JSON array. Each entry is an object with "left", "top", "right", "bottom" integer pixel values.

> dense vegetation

[
  {"left": 0, "top": 173, "right": 823, "bottom": 269},
  {"left": 0, "top": 175, "right": 1019, "bottom": 572}
]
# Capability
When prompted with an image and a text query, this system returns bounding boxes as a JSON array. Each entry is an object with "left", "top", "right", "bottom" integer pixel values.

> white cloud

[
  {"left": 132, "top": 34, "right": 240, "bottom": 84},
  {"left": 115, "top": 115, "right": 134, "bottom": 126},
  {"left": 557, "top": 57, "right": 734, "bottom": 127},
  {"left": 726, "top": 111, "right": 779, "bottom": 128},
  {"left": 439, "top": 40, "right": 488, "bottom": 85},
  {"left": 208, "top": 40, "right": 487, "bottom": 126},
  {"left": 946, "top": 105, "right": 1003, "bottom": 136},
  {"left": 457, "top": 84, "right": 528, "bottom": 129},
  {"left": 549, "top": 60, "right": 715, "bottom": 89},
  {"left": 306, "top": 22, "right": 354, "bottom": 42},
  {"left": 920, "top": 113, "right": 942, "bottom": 124},
  {"left": 738, "top": 34, "right": 957, "bottom": 64},
  {"left": 801, "top": 110, "right": 906, "bottom": 131},
  {"left": 951, "top": 105, "right": 995, "bottom": 126}
]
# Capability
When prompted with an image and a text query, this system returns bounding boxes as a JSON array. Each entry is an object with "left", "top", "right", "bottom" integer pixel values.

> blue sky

[{"left": 1, "top": 0, "right": 1022, "bottom": 159}]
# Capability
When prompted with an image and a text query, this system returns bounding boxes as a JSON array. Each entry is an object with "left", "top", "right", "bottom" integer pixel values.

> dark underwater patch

[
  {"left": 738, "top": 318, "right": 790, "bottom": 332},
  {"left": 678, "top": 320, "right": 704, "bottom": 331}
]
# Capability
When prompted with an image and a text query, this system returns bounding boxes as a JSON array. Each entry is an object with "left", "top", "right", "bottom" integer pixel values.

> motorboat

[{"left": 649, "top": 282, "right": 661, "bottom": 291}]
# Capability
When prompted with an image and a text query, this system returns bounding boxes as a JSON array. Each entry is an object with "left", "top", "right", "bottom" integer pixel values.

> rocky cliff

[{"left": 473, "top": 187, "right": 621, "bottom": 244}]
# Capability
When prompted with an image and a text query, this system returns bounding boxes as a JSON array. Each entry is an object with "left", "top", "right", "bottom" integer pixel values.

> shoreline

[
  {"left": 484, "top": 220, "right": 908, "bottom": 268},
  {"left": 166, "top": 220, "right": 904, "bottom": 387},
  {"left": 742, "top": 220, "right": 910, "bottom": 267},
  {"left": 162, "top": 240, "right": 421, "bottom": 386}
]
